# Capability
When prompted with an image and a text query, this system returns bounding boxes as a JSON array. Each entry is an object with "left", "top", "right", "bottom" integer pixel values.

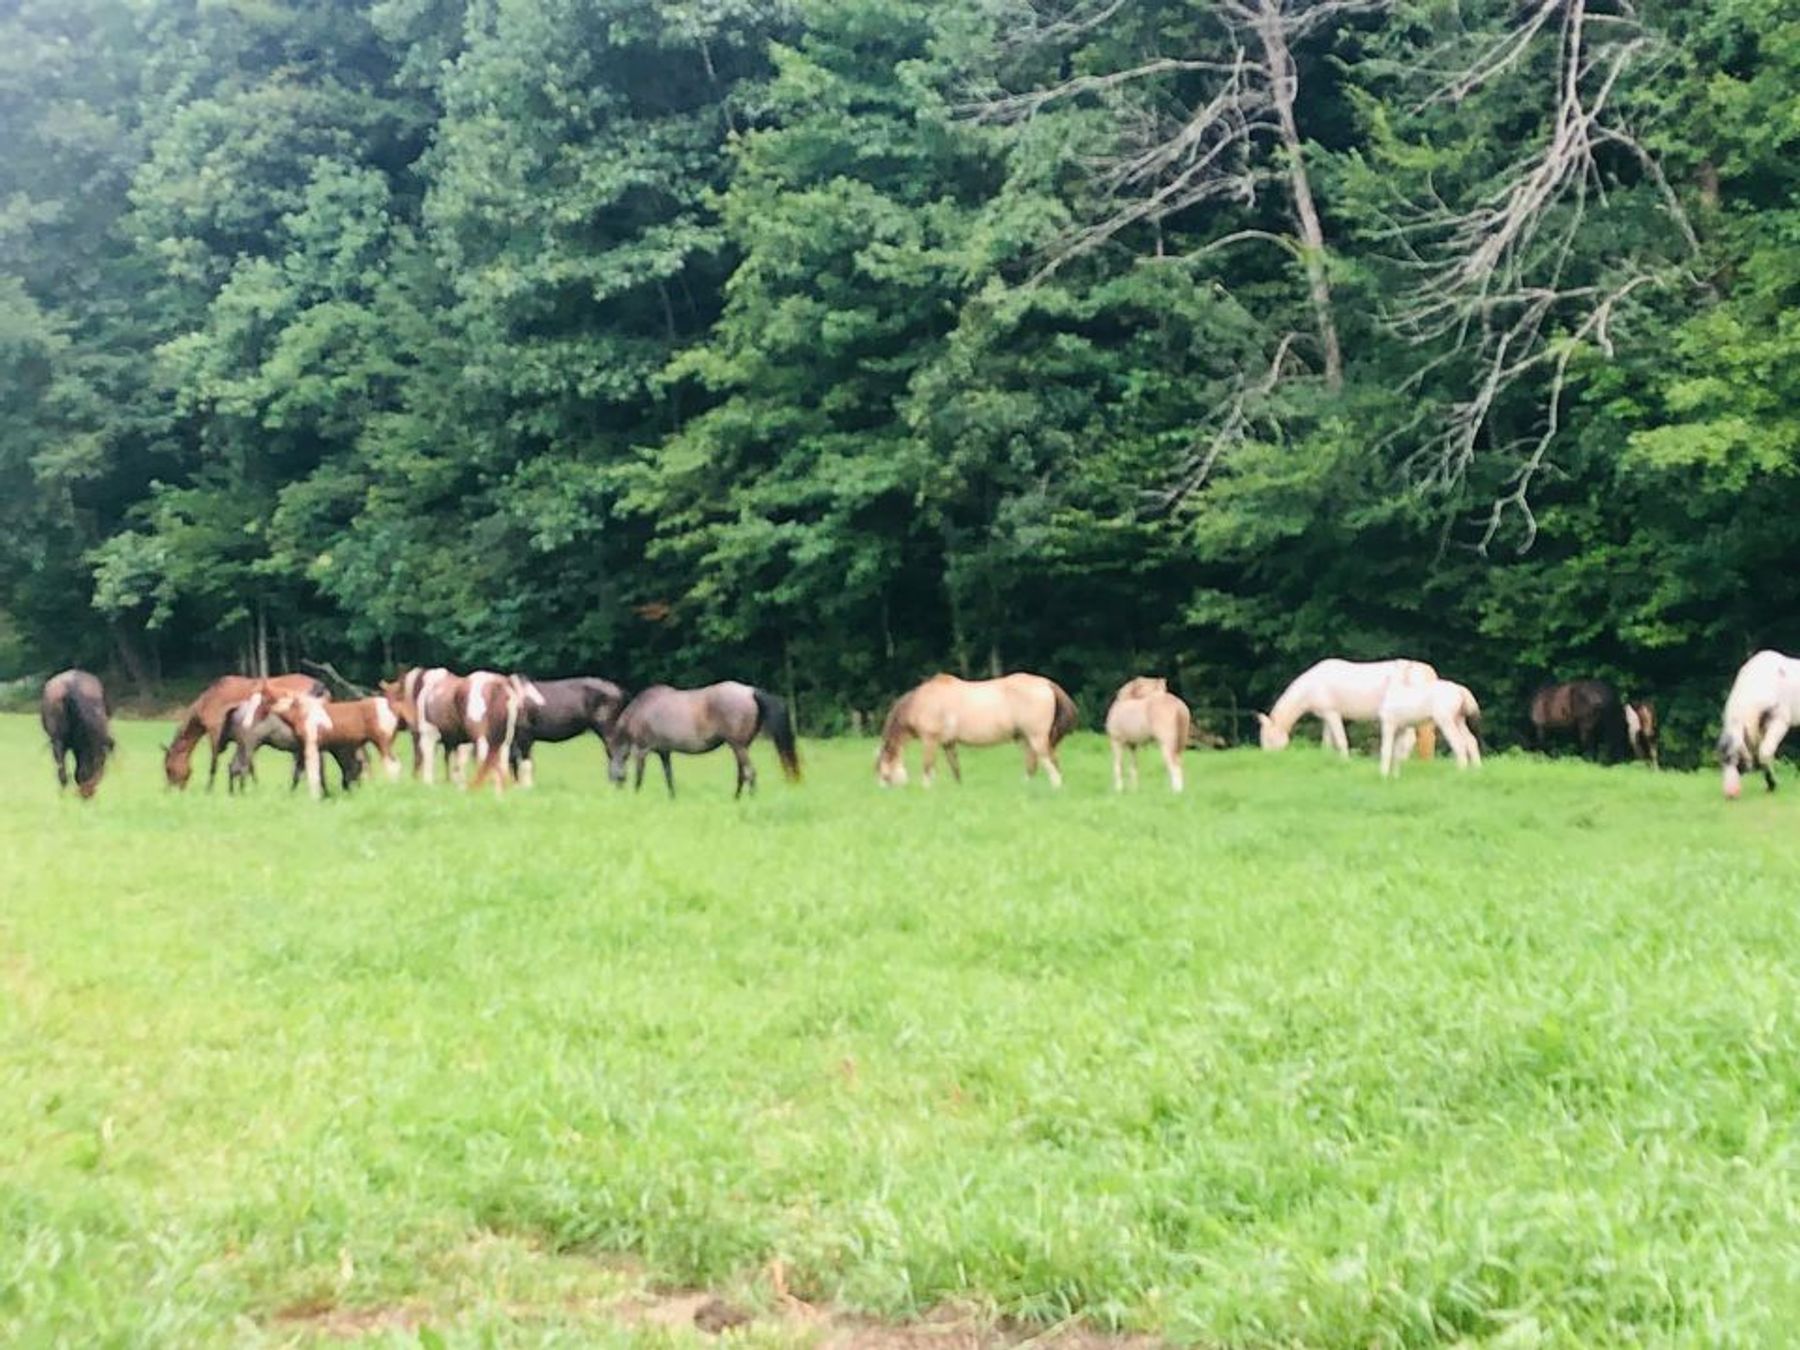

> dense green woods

[{"left": 2, "top": 0, "right": 1795, "bottom": 751}]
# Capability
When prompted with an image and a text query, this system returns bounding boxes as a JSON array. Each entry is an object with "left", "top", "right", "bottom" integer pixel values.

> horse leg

[
  {"left": 1322, "top": 712, "right": 1349, "bottom": 757},
  {"left": 380, "top": 732, "right": 402, "bottom": 783},
  {"left": 942, "top": 744, "right": 962, "bottom": 784},
  {"left": 1379, "top": 719, "right": 1397, "bottom": 778},
  {"left": 659, "top": 750, "right": 675, "bottom": 798},
  {"left": 1435, "top": 712, "right": 1468, "bottom": 768},
  {"left": 633, "top": 749, "right": 646, "bottom": 792},
  {"left": 1032, "top": 733, "right": 1063, "bottom": 788},
  {"left": 419, "top": 725, "right": 440, "bottom": 784},
  {"left": 50, "top": 737, "right": 68, "bottom": 790},
  {"left": 1128, "top": 744, "right": 1140, "bottom": 791},
  {"left": 206, "top": 732, "right": 226, "bottom": 791},
  {"left": 1111, "top": 738, "right": 1124, "bottom": 792},
  {"left": 921, "top": 737, "right": 939, "bottom": 788},
  {"left": 1162, "top": 738, "right": 1183, "bottom": 793},
  {"left": 1757, "top": 713, "right": 1790, "bottom": 792},
  {"left": 732, "top": 743, "right": 755, "bottom": 798}
]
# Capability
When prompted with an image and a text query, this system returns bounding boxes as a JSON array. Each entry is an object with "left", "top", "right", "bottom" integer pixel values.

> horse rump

[
  {"left": 751, "top": 687, "right": 803, "bottom": 782},
  {"left": 1048, "top": 681, "right": 1079, "bottom": 747}
]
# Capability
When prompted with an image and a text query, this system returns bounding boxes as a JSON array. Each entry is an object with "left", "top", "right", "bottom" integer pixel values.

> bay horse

[
  {"left": 509, "top": 676, "right": 625, "bottom": 787},
  {"left": 608, "top": 682, "right": 800, "bottom": 798},
  {"left": 1528, "top": 679, "right": 1631, "bottom": 762},
  {"left": 41, "top": 669, "right": 113, "bottom": 799},
  {"left": 1718, "top": 650, "right": 1800, "bottom": 797},
  {"left": 1105, "top": 676, "right": 1190, "bottom": 792},
  {"left": 1257, "top": 658, "right": 1438, "bottom": 759},
  {"left": 1378, "top": 678, "right": 1482, "bottom": 778},
  {"left": 876, "top": 672, "right": 1078, "bottom": 788},
  {"left": 164, "top": 673, "right": 324, "bottom": 789},
  {"left": 1625, "top": 700, "right": 1660, "bottom": 769},
  {"left": 265, "top": 690, "right": 404, "bottom": 800},
  {"left": 381, "top": 668, "right": 521, "bottom": 793}
]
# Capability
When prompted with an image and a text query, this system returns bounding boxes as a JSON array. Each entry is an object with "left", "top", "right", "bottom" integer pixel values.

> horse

[
  {"left": 608, "top": 682, "right": 800, "bottom": 798},
  {"left": 229, "top": 686, "right": 364, "bottom": 794},
  {"left": 1378, "top": 678, "right": 1482, "bottom": 778},
  {"left": 1718, "top": 650, "right": 1800, "bottom": 796},
  {"left": 508, "top": 676, "right": 625, "bottom": 787},
  {"left": 380, "top": 668, "right": 520, "bottom": 792},
  {"left": 265, "top": 690, "right": 404, "bottom": 800},
  {"left": 1256, "top": 659, "right": 1438, "bottom": 759},
  {"left": 1528, "top": 679, "right": 1631, "bottom": 762},
  {"left": 41, "top": 669, "right": 113, "bottom": 799},
  {"left": 164, "top": 673, "right": 324, "bottom": 789},
  {"left": 1105, "top": 676, "right": 1191, "bottom": 792},
  {"left": 876, "top": 672, "right": 1078, "bottom": 788},
  {"left": 1625, "top": 700, "right": 1660, "bottom": 768}
]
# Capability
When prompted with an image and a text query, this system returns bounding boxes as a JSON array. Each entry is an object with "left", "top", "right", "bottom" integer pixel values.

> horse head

[
  {"left": 1254, "top": 712, "right": 1291, "bottom": 751},
  {"left": 606, "top": 733, "right": 632, "bottom": 787},
  {"left": 163, "top": 739, "right": 193, "bottom": 789},
  {"left": 378, "top": 677, "right": 415, "bottom": 730},
  {"left": 875, "top": 743, "right": 908, "bottom": 787}
]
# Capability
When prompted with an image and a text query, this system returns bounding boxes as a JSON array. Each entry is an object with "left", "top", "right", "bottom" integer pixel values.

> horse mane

[
  {"left": 878, "top": 690, "right": 916, "bottom": 758},
  {"left": 1265, "top": 676, "right": 1309, "bottom": 733}
]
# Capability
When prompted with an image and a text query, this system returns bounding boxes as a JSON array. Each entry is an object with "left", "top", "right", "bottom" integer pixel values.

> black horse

[
  {"left": 41, "top": 669, "right": 114, "bottom": 799},
  {"left": 1528, "top": 679, "right": 1632, "bottom": 762},
  {"left": 510, "top": 676, "right": 627, "bottom": 786}
]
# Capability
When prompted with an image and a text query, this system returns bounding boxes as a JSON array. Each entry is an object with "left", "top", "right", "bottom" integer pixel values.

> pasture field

[{"left": 3, "top": 714, "right": 1800, "bottom": 1348}]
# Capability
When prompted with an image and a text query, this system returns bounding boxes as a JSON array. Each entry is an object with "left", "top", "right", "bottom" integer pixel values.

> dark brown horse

[
  {"left": 508, "top": 676, "right": 627, "bottom": 786},
  {"left": 608, "top": 682, "right": 800, "bottom": 797},
  {"left": 164, "top": 673, "right": 323, "bottom": 788},
  {"left": 1528, "top": 679, "right": 1631, "bottom": 763},
  {"left": 41, "top": 669, "right": 113, "bottom": 799}
]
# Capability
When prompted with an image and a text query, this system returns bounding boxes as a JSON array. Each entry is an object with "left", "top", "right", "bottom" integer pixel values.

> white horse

[
  {"left": 1378, "top": 679, "right": 1482, "bottom": 778},
  {"left": 1718, "top": 650, "right": 1800, "bottom": 796},
  {"left": 1257, "top": 658, "right": 1438, "bottom": 757}
]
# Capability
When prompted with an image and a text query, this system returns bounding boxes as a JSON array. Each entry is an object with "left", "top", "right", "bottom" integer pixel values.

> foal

[
  {"left": 1105, "top": 676, "right": 1191, "bottom": 792},
  {"left": 1378, "top": 679, "right": 1482, "bottom": 779},
  {"left": 266, "top": 691, "right": 403, "bottom": 799}
]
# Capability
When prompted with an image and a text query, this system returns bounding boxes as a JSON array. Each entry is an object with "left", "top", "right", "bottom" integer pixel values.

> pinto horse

[
  {"left": 1718, "top": 650, "right": 1800, "bottom": 796},
  {"left": 41, "top": 669, "right": 113, "bottom": 799},
  {"left": 1105, "top": 676, "right": 1190, "bottom": 792},
  {"left": 1257, "top": 659, "right": 1438, "bottom": 759},
  {"left": 1625, "top": 700, "right": 1660, "bottom": 768},
  {"left": 509, "top": 676, "right": 625, "bottom": 787},
  {"left": 230, "top": 686, "right": 364, "bottom": 794},
  {"left": 1528, "top": 679, "right": 1633, "bottom": 763},
  {"left": 1378, "top": 678, "right": 1482, "bottom": 779},
  {"left": 608, "top": 682, "right": 800, "bottom": 798},
  {"left": 382, "top": 668, "right": 521, "bottom": 793},
  {"left": 266, "top": 690, "right": 404, "bottom": 799},
  {"left": 877, "top": 672, "right": 1078, "bottom": 788},
  {"left": 164, "top": 673, "right": 324, "bottom": 789}
]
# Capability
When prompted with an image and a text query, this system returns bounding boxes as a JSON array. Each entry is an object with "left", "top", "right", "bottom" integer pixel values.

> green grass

[{"left": 4, "top": 713, "right": 1800, "bottom": 1347}]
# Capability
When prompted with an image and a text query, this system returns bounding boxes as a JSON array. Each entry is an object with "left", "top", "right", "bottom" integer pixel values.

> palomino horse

[
  {"left": 1257, "top": 659, "right": 1438, "bottom": 759},
  {"left": 381, "top": 668, "right": 522, "bottom": 793},
  {"left": 1625, "top": 700, "right": 1660, "bottom": 768},
  {"left": 608, "top": 682, "right": 800, "bottom": 798},
  {"left": 41, "top": 669, "right": 113, "bottom": 799},
  {"left": 266, "top": 690, "right": 404, "bottom": 799},
  {"left": 164, "top": 673, "right": 324, "bottom": 788},
  {"left": 509, "top": 676, "right": 625, "bottom": 787},
  {"left": 1528, "top": 679, "right": 1632, "bottom": 762},
  {"left": 1105, "top": 676, "right": 1190, "bottom": 792},
  {"left": 1378, "top": 678, "right": 1482, "bottom": 779},
  {"left": 1718, "top": 650, "right": 1800, "bottom": 796},
  {"left": 876, "top": 672, "right": 1078, "bottom": 788}
]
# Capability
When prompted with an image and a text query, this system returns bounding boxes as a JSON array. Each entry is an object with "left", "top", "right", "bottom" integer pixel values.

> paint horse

[
  {"left": 230, "top": 685, "right": 364, "bottom": 794},
  {"left": 41, "top": 669, "right": 113, "bottom": 799},
  {"left": 1718, "top": 650, "right": 1800, "bottom": 797},
  {"left": 608, "top": 682, "right": 800, "bottom": 797},
  {"left": 1625, "top": 700, "right": 1660, "bottom": 769},
  {"left": 1105, "top": 676, "right": 1191, "bottom": 792},
  {"left": 509, "top": 676, "right": 625, "bottom": 787},
  {"left": 876, "top": 672, "right": 1078, "bottom": 788},
  {"left": 1528, "top": 679, "right": 1632, "bottom": 763},
  {"left": 265, "top": 689, "right": 404, "bottom": 800},
  {"left": 1378, "top": 678, "right": 1482, "bottom": 779},
  {"left": 381, "top": 668, "right": 522, "bottom": 793},
  {"left": 164, "top": 673, "right": 324, "bottom": 789},
  {"left": 1257, "top": 659, "right": 1438, "bottom": 759}
]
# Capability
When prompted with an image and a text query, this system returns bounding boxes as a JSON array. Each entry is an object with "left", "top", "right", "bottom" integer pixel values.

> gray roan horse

[
  {"left": 510, "top": 676, "right": 627, "bottom": 786},
  {"left": 608, "top": 682, "right": 800, "bottom": 797},
  {"left": 41, "top": 669, "right": 113, "bottom": 798}
]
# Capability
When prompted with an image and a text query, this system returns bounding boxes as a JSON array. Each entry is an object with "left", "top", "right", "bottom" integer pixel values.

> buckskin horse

[
  {"left": 876, "top": 672, "right": 1077, "bottom": 788},
  {"left": 1528, "top": 679, "right": 1632, "bottom": 763},
  {"left": 608, "top": 682, "right": 800, "bottom": 798},
  {"left": 164, "top": 673, "right": 324, "bottom": 789},
  {"left": 1104, "top": 676, "right": 1191, "bottom": 792},
  {"left": 41, "top": 669, "right": 113, "bottom": 799},
  {"left": 1257, "top": 658, "right": 1439, "bottom": 760},
  {"left": 1718, "top": 650, "right": 1800, "bottom": 797}
]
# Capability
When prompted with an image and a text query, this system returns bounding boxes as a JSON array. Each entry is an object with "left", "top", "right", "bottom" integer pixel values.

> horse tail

[
  {"left": 1048, "top": 681, "right": 1079, "bottom": 747},
  {"left": 1600, "top": 691, "right": 1632, "bottom": 763},
  {"left": 752, "top": 688, "right": 802, "bottom": 782},
  {"left": 501, "top": 677, "right": 524, "bottom": 777}
]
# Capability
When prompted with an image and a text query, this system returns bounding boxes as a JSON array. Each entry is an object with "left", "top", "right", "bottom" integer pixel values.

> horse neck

[
  {"left": 1266, "top": 683, "right": 1309, "bottom": 735},
  {"left": 171, "top": 707, "right": 207, "bottom": 751},
  {"left": 878, "top": 696, "right": 916, "bottom": 760}
]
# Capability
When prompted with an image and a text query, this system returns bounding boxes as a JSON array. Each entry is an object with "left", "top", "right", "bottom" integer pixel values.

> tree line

[{"left": 2, "top": 0, "right": 1794, "bottom": 758}]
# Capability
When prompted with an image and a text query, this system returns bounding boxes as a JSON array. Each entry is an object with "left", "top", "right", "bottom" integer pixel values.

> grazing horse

[
  {"left": 1257, "top": 659, "right": 1438, "bottom": 758},
  {"left": 266, "top": 691, "right": 404, "bottom": 800},
  {"left": 876, "top": 672, "right": 1078, "bottom": 788},
  {"left": 1529, "top": 679, "right": 1632, "bottom": 762},
  {"left": 1718, "top": 650, "right": 1800, "bottom": 796},
  {"left": 164, "top": 673, "right": 324, "bottom": 789},
  {"left": 1105, "top": 676, "right": 1191, "bottom": 792},
  {"left": 382, "top": 669, "right": 520, "bottom": 792},
  {"left": 41, "top": 669, "right": 113, "bottom": 799},
  {"left": 509, "top": 676, "right": 625, "bottom": 787},
  {"left": 1378, "top": 678, "right": 1482, "bottom": 778},
  {"left": 1625, "top": 700, "right": 1660, "bottom": 769},
  {"left": 230, "top": 686, "right": 364, "bottom": 794},
  {"left": 608, "top": 682, "right": 800, "bottom": 798}
]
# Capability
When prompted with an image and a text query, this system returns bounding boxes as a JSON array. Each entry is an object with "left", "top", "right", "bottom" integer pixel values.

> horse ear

[{"left": 1253, "top": 713, "right": 1270, "bottom": 728}]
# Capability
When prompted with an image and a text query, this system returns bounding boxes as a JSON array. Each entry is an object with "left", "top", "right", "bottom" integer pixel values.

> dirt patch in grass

[{"left": 271, "top": 1297, "right": 427, "bottom": 1338}]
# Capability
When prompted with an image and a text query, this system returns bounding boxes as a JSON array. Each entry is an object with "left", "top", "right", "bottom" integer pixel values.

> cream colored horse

[
  {"left": 1257, "top": 658, "right": 1438, "bottom": 759},
  {"left": 1105, "top": 676, "right": 1191, "bottom": 792},
  {"left": 1378, "top": 678, "right": 1481, "bottom": 778},
  {"left": 1718, "top": 649, "right": 1800, "bottom": 796},
  {"left": 877, "top": 673, "right": 1078, "bottom": 787}
]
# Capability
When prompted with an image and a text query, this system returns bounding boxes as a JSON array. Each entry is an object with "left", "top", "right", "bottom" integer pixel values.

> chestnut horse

[
  {"left": 1257, "top": 659, "right": 1438, "bottom": 760},
  {"left": 1105, "top": 676, "right": 1190, "bottom": 792},
  {"left": 266, "top": 690, "right": 403, "bottom": 799},
  {"left": 381, "top": 668, "right": 521, "bottom": 793},
  {"left": 607, "top": 682, "right": 800, "bottom": 798},
  {"left": 164, "top": 673, "right": 323, "bottom": 789},
  {"left": 41, "top": 669, "right": 113, "bottom": 799},
  {"left": 877, "top": 672, "right": 1078, "bottom": 788}
]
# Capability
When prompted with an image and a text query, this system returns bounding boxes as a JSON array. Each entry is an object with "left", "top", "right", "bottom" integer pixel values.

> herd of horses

[{"left": 35, "top": 650, "right": 1799, "bottom": 803}]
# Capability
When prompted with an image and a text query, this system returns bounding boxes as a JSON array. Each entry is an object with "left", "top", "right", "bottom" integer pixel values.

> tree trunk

[
  {"left": 255, "top": 600, "right": 270, "bottom": 678},
  {"left": 109, "top": 618, "right": 154, "bottom": 700}
]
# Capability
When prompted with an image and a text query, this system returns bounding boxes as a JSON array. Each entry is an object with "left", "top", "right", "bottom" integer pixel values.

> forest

[{"left": 2, "top": 0, "right": 1795, "bottom": 755}]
